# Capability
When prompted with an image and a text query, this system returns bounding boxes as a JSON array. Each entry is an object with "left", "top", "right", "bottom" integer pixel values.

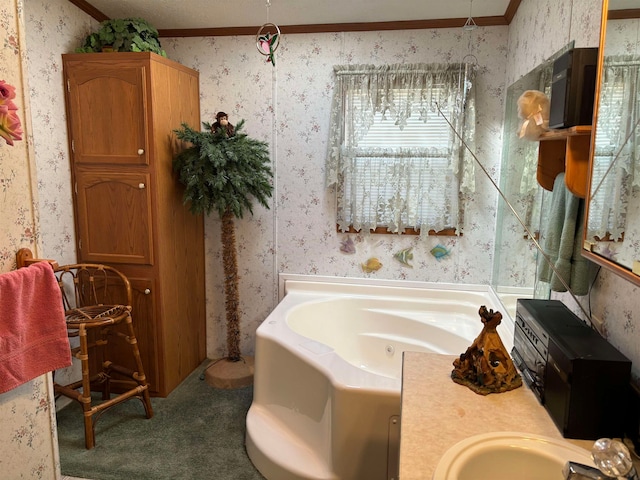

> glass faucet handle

[{"left": 591, "top": 438, "right": 637, "bottom": 478}]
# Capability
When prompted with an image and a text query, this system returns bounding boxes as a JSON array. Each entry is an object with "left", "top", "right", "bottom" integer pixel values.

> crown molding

[
  {"left": 68, "top": 0, "right": 523, "bottom": 37},
  {"left": 159, "top": 15, "right": 511, "bottom": 38},
  {"left": 609, "top": 8, "right": 640, "bottom": 20},
  {"left": 67, "top": 0, "right": 109, "bottom": 22}
]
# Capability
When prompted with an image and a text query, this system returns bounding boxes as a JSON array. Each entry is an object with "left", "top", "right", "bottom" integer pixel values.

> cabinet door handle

[
  {"left": 137, "top": 148, "right": 145, "bottom": 155},
  {"left": 138, "top": 183, "right": 146, "bottom": 189},
  {"left": 144, "top": 288, "right": 151, "bottom": 295}
]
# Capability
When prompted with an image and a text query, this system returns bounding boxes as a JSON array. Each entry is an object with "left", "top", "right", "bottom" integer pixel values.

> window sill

[{"left": 338, "top": 225, "right": 460, "bottom": 236}]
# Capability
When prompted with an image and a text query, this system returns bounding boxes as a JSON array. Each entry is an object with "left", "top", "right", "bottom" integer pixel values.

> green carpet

[{"left": 57, "top": 362, "right": 266, "bottom": 480}]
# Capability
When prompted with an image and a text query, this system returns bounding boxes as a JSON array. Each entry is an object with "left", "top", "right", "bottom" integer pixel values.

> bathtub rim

[{"left": 278, "top": 274, "right": 514, "bottom": 321}]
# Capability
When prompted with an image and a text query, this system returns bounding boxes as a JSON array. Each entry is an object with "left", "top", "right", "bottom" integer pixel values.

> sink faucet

[
  {"left": 563, "top": 462, "right": 614, "bottom": 480},
  {"left": 564, "top": 438, "right": 639, "bottom": 480},
  {"left": 591, "top": 438, "right": 640, "bottom": 480}
]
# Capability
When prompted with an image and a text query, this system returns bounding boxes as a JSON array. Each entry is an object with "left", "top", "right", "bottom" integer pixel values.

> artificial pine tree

[{"left": 173, "top": 119, "right": 273, "bottom": 387}]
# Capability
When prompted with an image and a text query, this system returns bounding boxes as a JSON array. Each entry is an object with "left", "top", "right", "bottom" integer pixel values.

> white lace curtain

[
  {"left": 325, "top": 63, "right": 476, "bottom": 234},
  {"left": 589, "top": 55, "right": 640, "bottom": 240}
]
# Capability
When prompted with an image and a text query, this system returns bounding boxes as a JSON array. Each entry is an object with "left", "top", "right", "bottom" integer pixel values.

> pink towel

[{"left": 0, "top": 262, "right": 71, "bottom": 394}]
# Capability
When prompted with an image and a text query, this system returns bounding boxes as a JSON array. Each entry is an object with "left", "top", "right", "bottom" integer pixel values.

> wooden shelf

[
  {"left": 536, "top": 125, "right": 592, "bottom": 198},
  {"left": 538, "top": 125, "right": 592, "bottom": 140}
]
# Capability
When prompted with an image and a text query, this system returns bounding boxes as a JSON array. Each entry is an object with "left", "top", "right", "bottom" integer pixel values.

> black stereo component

[
  {"left": 512, "top": 299, "right": 631, "bottom": 440},
  {"left": 549, "top": 47, "right": 598, "bottom": 129}
]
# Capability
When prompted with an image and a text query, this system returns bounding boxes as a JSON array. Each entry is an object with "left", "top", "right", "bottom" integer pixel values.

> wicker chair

[{"left": 16, "top": 248, "right": 153, "bottom": 449}]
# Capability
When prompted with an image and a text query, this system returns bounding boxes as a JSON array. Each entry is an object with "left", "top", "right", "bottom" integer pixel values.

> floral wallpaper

[
  {"left": 3, "top": 0, "right": 640, "bottom": 474},
  {"left": 24, "top": 0, "right": 96, "bottom": 265},
  {"left": 0, "top": 2, "right": 38, "bottom": 272},
  {"left": 0, "top": 0, "right": 66, "bottom": 477},
  {"left": 505, "top": 0, "right": 601, "bottom": 88},
  {"left": 162, "top": 25, "right": 509, "bottom": 359},
  {"left": 23, "top": 0, "right": 96, "bottom": 393}
]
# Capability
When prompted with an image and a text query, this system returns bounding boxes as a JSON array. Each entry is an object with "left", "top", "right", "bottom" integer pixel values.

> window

[{"left": 326, "top": 63, "right": 476, "bottom": 235}]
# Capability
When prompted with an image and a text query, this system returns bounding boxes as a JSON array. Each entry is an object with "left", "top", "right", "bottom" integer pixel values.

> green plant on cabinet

[{"left": 76, "top": 18, "right": 166, "bottom": 56}]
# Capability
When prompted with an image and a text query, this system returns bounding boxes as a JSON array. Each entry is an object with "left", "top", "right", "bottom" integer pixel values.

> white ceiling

[{"left": 83, "top": 0, "right": 513, "bottom": 31}]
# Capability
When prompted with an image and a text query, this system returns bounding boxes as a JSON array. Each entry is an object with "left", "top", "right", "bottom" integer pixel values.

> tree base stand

[{"left": 204, "top": 356, "right": 254, "bottom": 389}]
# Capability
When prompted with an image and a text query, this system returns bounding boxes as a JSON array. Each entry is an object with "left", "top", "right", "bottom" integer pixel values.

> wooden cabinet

[
  {"left": 536, "top": 126, "right": 592, "bottom": 198},
  {"left": 63, "top": 52, "right": 206, "bottom": 396},
  {"left": 74, "top": 169, "right": 154, "bottom": 264}
]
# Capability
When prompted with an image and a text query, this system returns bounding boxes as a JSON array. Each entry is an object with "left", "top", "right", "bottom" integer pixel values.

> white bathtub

[{"left": 245, "top": 275, "right": 514, "bottom": 480}]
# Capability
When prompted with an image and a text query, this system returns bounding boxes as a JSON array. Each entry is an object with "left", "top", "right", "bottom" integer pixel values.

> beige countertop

[{"left": 399, "top": 351, "right": 595, "bottom": 480}]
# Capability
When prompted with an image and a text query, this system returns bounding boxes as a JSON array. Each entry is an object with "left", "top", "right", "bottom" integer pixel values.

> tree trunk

[{"left": 221, "top": 207, "right": 241, "bottom": 361}]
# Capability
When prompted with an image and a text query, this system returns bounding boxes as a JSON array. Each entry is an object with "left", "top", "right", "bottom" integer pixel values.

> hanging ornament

[
  {"left": 256, "top": 0, "right": 281, "bottom": 66},
  {"left": 462, "top": 0, "right": 478, "bottom": 65},
  {"left": 256, "top": 23, "right": 281, "bottom": 66},
  {"left": 462, "top": 0, "right": 478, "bottom": 31}
]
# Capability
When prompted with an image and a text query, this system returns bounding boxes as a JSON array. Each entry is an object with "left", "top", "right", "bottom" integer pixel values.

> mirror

[
  {"left": 493, "top": 43, "right": 575, "bottom": 315},
  {"left": 583, "top": 0, "right": 640, "bottom": 286}
]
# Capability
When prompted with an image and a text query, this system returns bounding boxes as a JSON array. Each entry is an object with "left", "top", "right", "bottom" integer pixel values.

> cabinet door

[
  {"left": 75, "top": 169, "right": 153, "bottom": 264},
  {"left": 66, "top": 63, "right": 148, "bottom": 166},
  {"left": 127, "top": 275, "right": 159, "bottom": 395},
  {"left": 95, "top": 272, "right": 160, "bottom": 396},
  {"left": 107, "top": 274, "right": 160, "bottom": 395}
]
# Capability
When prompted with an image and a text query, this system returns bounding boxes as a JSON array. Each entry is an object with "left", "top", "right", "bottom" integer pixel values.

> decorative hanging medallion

[{"left": 256, "top": 22, "right": 281, "bottom": 66}]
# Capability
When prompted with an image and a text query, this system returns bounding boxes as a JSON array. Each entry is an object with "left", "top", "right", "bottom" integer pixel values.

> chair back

[{"left": 53, "top": 263, "right": 132, "bottom": 312}]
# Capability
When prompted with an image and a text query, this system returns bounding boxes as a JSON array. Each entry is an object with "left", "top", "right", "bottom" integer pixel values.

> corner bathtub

[{"left": 245, "top": 275, "right": 514, "bottom": 480}]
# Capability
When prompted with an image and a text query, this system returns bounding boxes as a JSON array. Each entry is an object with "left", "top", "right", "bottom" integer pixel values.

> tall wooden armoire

[{"left": 62, "top": 52, "right": 206, "bottom": 397}]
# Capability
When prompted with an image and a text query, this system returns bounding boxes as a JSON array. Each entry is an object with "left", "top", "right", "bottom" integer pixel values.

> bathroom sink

[{"left": 432, "top": 432, "right": 595, "bottom": 480}]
